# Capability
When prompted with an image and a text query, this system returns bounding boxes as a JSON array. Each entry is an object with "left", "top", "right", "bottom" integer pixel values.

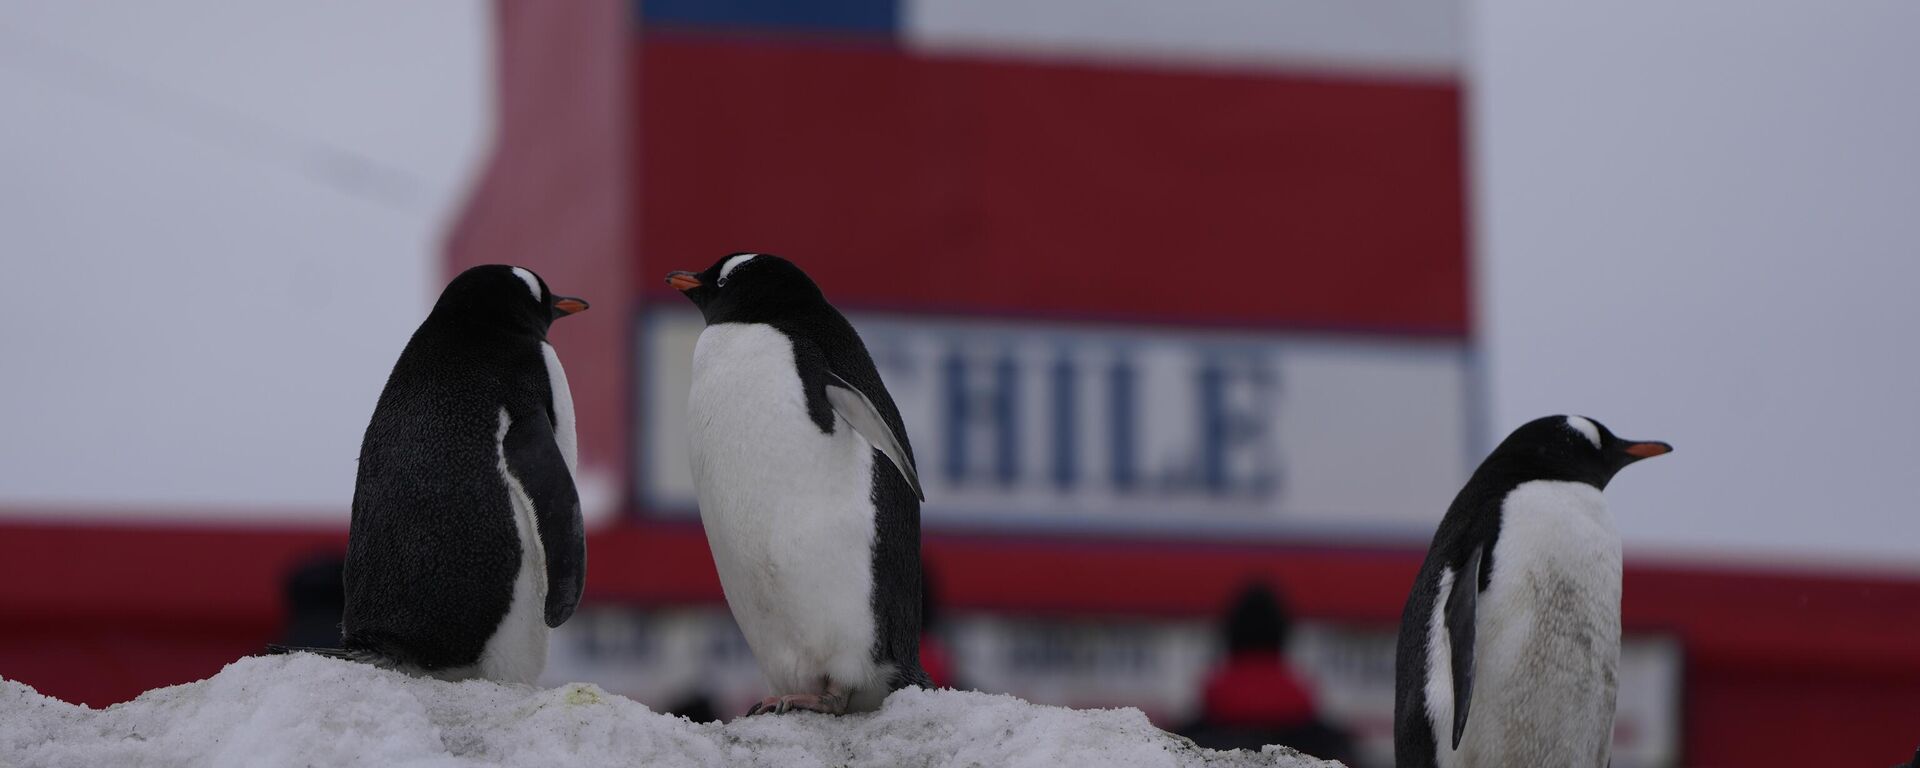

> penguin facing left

[
  {"left": 299, "top": 265, "right": 588, "bottom": 685},
  {"left": 1394, "top": 415, "right": 1671, "bottom": 767},
  {"left": 668, "top": 252, "right": 928, "bottom": 716}
]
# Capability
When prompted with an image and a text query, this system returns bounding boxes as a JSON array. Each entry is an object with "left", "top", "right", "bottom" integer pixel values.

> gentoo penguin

[
  {"left": 668, "top": 252, "right": 928, "bottom": 715},
  {"left": 325, "top": 265, "right": 588, "bottom": 685},
  {"left": 1394, "top": 415, "right": 1671, "bottom": 768}
]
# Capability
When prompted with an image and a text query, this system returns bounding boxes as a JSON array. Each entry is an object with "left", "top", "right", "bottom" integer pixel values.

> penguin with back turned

[
  {"left": 1395, "top": 415, "right": 1671, "bottom": 767},
  {"left": 668, "top": 252, "right": 928, "bottom": 716},
  {"left": 297, "top": 265, "right": 589, "bottom": 685}
]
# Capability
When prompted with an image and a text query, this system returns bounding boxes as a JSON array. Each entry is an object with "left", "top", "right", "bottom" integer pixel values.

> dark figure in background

[
  {"left": 1180, "top": 582, "right": 1355, "bottom": 764},
  {"left": 277, "top": 553, "right": 348, "bottom": 649}
]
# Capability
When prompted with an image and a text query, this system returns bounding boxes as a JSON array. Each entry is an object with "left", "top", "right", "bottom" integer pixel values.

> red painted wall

[
  {"left": 446, "top": 0, "right": 632, "bottom": 490},
  {"left": 637, "top": 36, "right": 1469, "bottom": 336}
]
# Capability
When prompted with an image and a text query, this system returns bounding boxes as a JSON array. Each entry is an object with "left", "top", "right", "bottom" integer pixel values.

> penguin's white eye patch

[
  {"left": 717, "top": 253, "right": 758, "bottom": 286},
  {"left": 510, "top": 267, "right": 543, "bottom": 302},
  {"left": 1566, "top": 416, "right": 1602, "bottom": 449}
]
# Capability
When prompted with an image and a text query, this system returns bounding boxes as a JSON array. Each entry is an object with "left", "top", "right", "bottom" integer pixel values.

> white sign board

[{"left": 639, "top": 308, "right": 1474, "bottom": 537}]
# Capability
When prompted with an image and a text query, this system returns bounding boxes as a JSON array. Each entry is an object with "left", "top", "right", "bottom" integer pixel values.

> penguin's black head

[
  {"left": 1486, "top": 415, "right": 1672, "bottom": 490},
  {"left": 434, "top": 265, "right": 589, "bottom": 335},
  {"left": 665, "top": 253, "right": 824, "bottom": 325}
]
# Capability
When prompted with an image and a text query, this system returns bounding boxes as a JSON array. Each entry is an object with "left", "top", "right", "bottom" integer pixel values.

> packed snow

[{"left": 0, "top": 654, "right": 1339, "bottom": 767}]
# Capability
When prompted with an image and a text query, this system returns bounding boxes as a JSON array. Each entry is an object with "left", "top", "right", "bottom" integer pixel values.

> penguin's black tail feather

[{"left": 889, "top": 662, "right": 934, "bottom": 691}]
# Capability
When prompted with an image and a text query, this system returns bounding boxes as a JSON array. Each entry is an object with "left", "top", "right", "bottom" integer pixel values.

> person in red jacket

[{"left": 1180, "top": 581, "right": 1355, "bottom": 763}]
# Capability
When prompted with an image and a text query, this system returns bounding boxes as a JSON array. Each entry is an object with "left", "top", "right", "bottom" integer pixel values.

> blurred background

[{"left": 3, "top": 1, "right": 1918, "bottom": 766}]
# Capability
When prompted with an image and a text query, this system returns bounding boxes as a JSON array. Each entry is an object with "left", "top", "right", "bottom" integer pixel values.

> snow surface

[{"left": 0, "top": 654, "right": 1339, "bottom": 768}]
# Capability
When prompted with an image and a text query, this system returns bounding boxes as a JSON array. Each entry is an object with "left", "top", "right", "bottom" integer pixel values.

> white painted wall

[
  {"left": 0, "top": 1, "right": 490, "bottom": 519},
  {"left": 1471, "top": 2, "right": 1920, "bottom": 568}
]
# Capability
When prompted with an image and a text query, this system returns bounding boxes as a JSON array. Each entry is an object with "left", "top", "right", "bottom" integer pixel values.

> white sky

[
  {"left": 0, "top": 1, "right": 489, "bottom": 516},
  {"left": 1472, "top": 2, "right": 1920, "bottom": 569}
]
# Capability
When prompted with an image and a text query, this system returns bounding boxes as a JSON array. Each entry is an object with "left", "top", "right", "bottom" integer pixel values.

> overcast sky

[
  {"left": 1473, "top": 2, "right": 1920, "bottom": 569},
  {"left": 2, "top": 2, "right": 1917, "bottom": 570},
  {"left": 0, "top": 1, "right": 488, "bottom": 516}
]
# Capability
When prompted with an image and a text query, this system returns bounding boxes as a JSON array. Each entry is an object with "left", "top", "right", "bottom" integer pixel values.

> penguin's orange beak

[
  {"left": 1623, "top": 441, "right": 1672, "bottom": 459},
  {"left": 552, "top": 296, "right": 589, "bottom": 316},
  {"left": 667, "top": 271, "right": 702, "bottom": 292}
]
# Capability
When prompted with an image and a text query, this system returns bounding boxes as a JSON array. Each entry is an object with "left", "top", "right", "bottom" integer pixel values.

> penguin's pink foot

[
  {"left": 744, "top": 690, "right": 849, "bottom": 716},
  {"left": 746, "top": 695, "right": 784, "bottom": 716}
]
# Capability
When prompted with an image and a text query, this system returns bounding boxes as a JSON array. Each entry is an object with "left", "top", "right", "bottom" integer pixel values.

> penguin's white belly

[
  {"left": 461, "top": 343, "right": 574, "bottom": 685},
  {"left": 467, "top": 408, "right": 550, "bottom": 686},
  {"left": 687, "top": 324, "right": 885, "bottom": 697},
  {"left": 1448, "top": 480, "right": 1622, "bottom": 768}
]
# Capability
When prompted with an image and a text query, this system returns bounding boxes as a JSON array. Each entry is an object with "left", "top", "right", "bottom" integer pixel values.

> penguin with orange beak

[
  {"left": 1395, "top": 415, "right": 1671, "bottom": 767},
  {"left": 667, "top": 252, "right": 928, "bottom": 716},
  {"left": 304, "top": 265, "right": 591, "bottom": 685}
]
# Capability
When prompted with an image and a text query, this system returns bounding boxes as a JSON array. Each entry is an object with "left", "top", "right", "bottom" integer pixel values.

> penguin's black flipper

[
  {"left": 822, "top": 369, "right": 924, "bottom": 501},
  {"left": 503, "top": 407, "right": 586, "bottom": 628},
  {"left": 1446, "top": 544, "right": 1483, "bottom": 748}
]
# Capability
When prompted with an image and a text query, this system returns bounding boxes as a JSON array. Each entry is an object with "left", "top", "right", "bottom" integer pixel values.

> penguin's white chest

[
  {"left": 540, "top": 341, "right": 579, "bottom": 475},
  {"left": 686, "top": 323, "right": 883, "bottom": 695},
  {"left": 1447, "top": 480, "right": 1623, "bottom": 767}
]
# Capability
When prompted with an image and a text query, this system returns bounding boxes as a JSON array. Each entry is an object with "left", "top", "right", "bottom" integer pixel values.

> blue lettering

[
  {"left": 995, "top": 353, "right": 1018, "bottom": 485},
  {"left": 1049, "top": 351, "right": 1077, "bottom": 490},
  {"left": 941, "top": 346, "right": 1021, "bottom": 487},
  {"left": 1108, "top": 353, "right": 1137, "bottom": 491},
  {"left": 1196, "top": 352, "right": 1278, "bottom": 497}
]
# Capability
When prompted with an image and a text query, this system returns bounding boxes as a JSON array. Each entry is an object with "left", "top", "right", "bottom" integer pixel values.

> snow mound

[{"left": 1, "top": 654, "right": 1339, "bottom": 768}]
